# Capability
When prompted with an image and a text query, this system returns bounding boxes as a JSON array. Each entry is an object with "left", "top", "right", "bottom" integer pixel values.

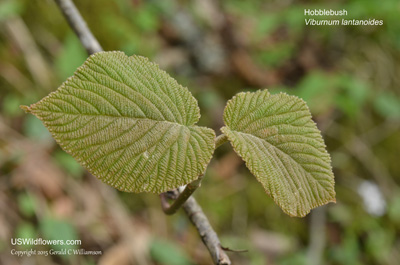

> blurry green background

[{"left": 1, "top": 0, "right": 400, "bottom": 264}]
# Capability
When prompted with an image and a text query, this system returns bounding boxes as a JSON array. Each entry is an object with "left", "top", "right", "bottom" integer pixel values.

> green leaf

[
  {"left": 221, "top": 90, "right": 335, "bottom": 217},
  {"left": 40, "top": 217, "right": 78, "bottom": 251},
  {"left": 0, "top": 0, "right": 23, "bottom": 22},
  {"left": 18, "top": 193, "right": 37, "bottom": 217},
  {"left": 22, "top": 51, "right": 215, "bottom": 193},
  {"left": 373, "top": 92, "right": 400, "bottom": 119},
  {"left": 150, "top": 238, "right": 193, "bottom": 265}
]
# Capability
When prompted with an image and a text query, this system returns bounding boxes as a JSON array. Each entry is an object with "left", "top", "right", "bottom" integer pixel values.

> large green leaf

[
  {"left": 22, "top": 51, "right": 215, "bottom": 193},
  {"left": 222, "top": 90, "right": 335, "bottom": 217}
]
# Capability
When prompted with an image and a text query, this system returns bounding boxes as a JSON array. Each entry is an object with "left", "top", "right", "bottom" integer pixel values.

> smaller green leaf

[{"left": 222, "top": 89, "right": 335, "bottom": 217}]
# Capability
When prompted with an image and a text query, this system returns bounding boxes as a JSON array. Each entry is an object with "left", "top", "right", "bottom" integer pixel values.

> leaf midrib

[{"left": 34, "top": 109, "right": 194, "bottom": 128}]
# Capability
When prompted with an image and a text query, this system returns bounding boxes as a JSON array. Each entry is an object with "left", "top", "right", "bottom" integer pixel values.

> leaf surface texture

[
  {"left": 222, "top": 90, "right": 335, "bottom": 217},
  {"left": 23, "top": 51, "right": 215, "bottom": 193}
]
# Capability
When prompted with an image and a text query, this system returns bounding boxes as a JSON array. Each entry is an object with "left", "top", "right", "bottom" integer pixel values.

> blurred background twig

[{"left": 54, "top": 0, "right": 102, "bottom": 54}]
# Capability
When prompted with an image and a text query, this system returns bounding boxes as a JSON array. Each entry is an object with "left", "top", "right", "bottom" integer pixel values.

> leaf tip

[{"left": 20, "top": 105, "right": 32, "bottom": 113}]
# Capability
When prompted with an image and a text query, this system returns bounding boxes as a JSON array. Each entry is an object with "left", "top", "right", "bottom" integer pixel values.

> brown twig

[
  {"left": 52, "top": 1, "right": 231, "bottom": 264},
  {"left": 160, "top": 187, "right": 231, "bottom": 264},
  {"left": 160, "top": 174, "right": 204, "bottom": 215},
  {"left": 183, "top": 196, "right": 231, "bottom": 265},
  {"left": 54, "top": 0, "right": 102, "bottom": 55}
]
